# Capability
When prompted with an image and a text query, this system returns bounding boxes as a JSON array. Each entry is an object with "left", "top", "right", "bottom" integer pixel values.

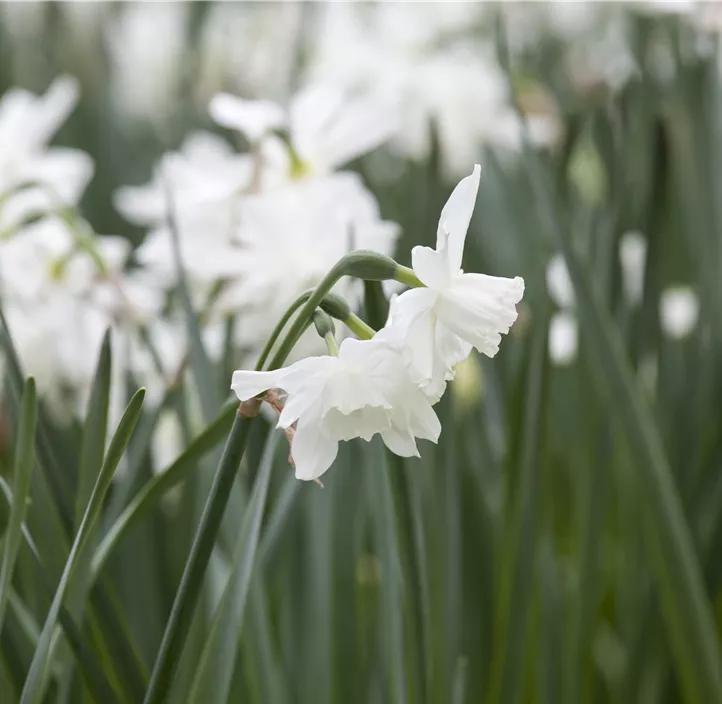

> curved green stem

[
  {"left": 346, "top": 313, "right": 376, "bottom": 340},
  {"left": 255, "top": 290, "right": 352, "bottom": 371},
  {"left": 267, "top": 250, "right": 397, "bottom": 371}
]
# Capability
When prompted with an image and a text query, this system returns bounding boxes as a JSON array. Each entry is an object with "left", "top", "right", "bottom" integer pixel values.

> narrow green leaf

[
  {"left": 487, "top": 310, "right": 547, "bottom": 704},
  {"left": 518, "top": 115, "right": 722, "bottom": 702},
  {"left": 187, "top": 430, "right": 279, "bottom": 702},
  {"left": 165, "top": 184, "right": 220, "bottom": 422},
  {"left": 0, "top": 377, "right": 36, "bottom": 633},
  {"left": 144, "top": 412, "right": 255, "bottom": 704},
  {"left": 20, "top": 388, "right": 146, "bottom": 704},
  {"left": 92, "top": 400, "right": 236, "bottom": 581},
  {"left": 0, "top": 301, "right": 74, "bottom": 529},
  {"left": 0, "top": 478, "right": 122, "bottom": 704},
  {"left": 366, "top": 442, "right": 407, "bottom": 704},
  {"left": 386, "top": 451, "right": 428, "bottom": 703},
  {"left": 76, "top": 331, "right": 111, "bottom": 529},
  {"left": 565, "top": 431, "right": 610, "bottom": 704}
]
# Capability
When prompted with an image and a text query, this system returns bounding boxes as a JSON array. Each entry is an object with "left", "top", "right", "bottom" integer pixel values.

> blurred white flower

[
  {"left": 546, "top": 253, "right": 575, "bottom": 309},
  {"left": 197, "top": 3, "right": 304, "bottom": 103},
  {"left": 210, "top": 95, "right": 285, "bottom": 143},
  {"left": 115, "top": 132, "right": 253, "bottom": 231},
  {"left": 306, "top": 3, "right": 532, "bottom": 176},
  {"left": 115, "top": 132, "right": 254, "bottom": 298},
  {"left": 0, "top": 216, "right": 165, "bottom": 414},
  {"left": 545, "top": 254, "right": 579, "bottom": 366},
  {"left": 217, "top": 171, "right": 398, "bottom": 322},
  {"left": 660, "top": 286, "right": 699, "bottom": 339},
  {"left": 210, "top": 83, "right": 397, "bottom": 178},
  {"left": 384, "top": 165, "right": 524, "bottom": 400},
  {"left": 548, "top": 312, "right": 579, "bottom": 366},
  {"left": 231, "top": 337, "right": 441, "bottom": 481},
  {"left": 0, "top": 77, "right": 92, "bottom": 231},
  {"left": 619, "top": 231, "right": 647, "bottom": 307}
]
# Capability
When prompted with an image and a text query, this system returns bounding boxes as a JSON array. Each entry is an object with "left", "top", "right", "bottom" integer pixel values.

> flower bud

[
  {"left": 318, "top": 292, "right": 351, "bottom": 322},
  {"left": 312, "top": 309, "right": 336, "bottom": 340},
  {"left": 341, "top": 250, "right": 399, "bottom": 282}
]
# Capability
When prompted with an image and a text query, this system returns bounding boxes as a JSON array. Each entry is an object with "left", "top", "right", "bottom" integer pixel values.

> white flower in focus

[
  {"left": 660, "top": 286, "right": 699, "bottom": 339},
  {"left": 619, "top": 231, "right": 647, "bottom": 307},
  {"left": 210, "top": 82, "right": 397, "bottom": 179},
  {"left": 548, "top": 312, "right": 578, "bottom": 366},
  {"left": 384, "top": 165, "right": 524, "bottom": 400},
  {"left": 231, "top": 338, "right": 441, "bottom": 481}
]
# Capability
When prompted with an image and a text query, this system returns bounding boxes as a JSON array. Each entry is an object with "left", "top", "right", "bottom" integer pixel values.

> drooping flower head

[
  {"left": 383, "top": 164, "right": 524, "bottom": 400},
  {"left": 231, "top": 337, "right": 440, "bottom": 481}
]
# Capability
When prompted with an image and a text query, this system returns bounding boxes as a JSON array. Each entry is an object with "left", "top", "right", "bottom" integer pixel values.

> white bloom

[
  {"left": 216, "top": 171, "right": 399, "bottom": 350},
  {"left": 231, "top": 338, "right": 441, "bottom": 481},
  {"left": 0, "top": 77, "right": 92, "bottom": 230},
  {"left": 209, "top": 94, "right": 285, "bottom": 143},
  {"left": 660, "top": 286, "right": 699, "bottom": 339},
  {"left": 306, "top": 3, "right": 532, "bottom": 175},
  {"left": 383, "top": 165, "right": 524, "bottom": 400},
  {"left": 210, "top": 82, "right": 397, "bottom": 178},
  {"left": 619, "top": 231, "right": 647, "bottom": 307},
  {"left": 548, "top": 311, "right": 578, "bottom": 366},
  {"left": 114, "top": 132, "right": 253, "bottom": 230}
]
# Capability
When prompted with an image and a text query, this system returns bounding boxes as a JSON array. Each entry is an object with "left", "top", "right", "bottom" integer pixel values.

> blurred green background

[{"left": 2, "top": 2, "right": 722, "bottom": 703}]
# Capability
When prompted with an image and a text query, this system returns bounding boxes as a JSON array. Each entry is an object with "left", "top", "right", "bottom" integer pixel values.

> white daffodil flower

[
  {"left": 384, "top": 164, "right": 524, "bottom": 400},
  {"left": 231, "top": 338, "right": 441, "bottom": 481},
  {"left": 209, "top": 82, "right": 397, "bottom": 179}
]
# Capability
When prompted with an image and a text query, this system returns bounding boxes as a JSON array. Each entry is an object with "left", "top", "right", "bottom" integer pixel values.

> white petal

[
  {"left": 32, "top": 76, "right": 80, "bottom": 147},
  {"left": 209, "top": 93, "right": 285, "bottom": 142},
  {"left": 436, "top": 274, "right": 524, "bottom": 357},
  {"left": 291, "top": 416, "right": 339, "bottom": 481},
  {"left": 405, "top": 392, "right": 442, "bottom": 442},
  {"left": 381, "top": 427, "right": 420, "bottom": 457},
  {"left": 230, "top": 369, "right": 283, "bottom": 401},
  {"left": 411, "top": 245, "right": 450, "bottom": 290},
  {"left": 436, "top": 164, "right": 481, "bottom": 273},
  {"left": 382, "top": 287, "right": 438, "bottom": 381}
]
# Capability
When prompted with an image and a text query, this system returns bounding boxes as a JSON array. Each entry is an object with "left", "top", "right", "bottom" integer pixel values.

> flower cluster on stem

[{"left": 232, "top": 166, "right": 525, "bottom": 481}]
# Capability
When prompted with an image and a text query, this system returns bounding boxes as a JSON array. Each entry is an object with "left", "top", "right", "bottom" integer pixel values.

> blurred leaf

[
  {"left": 187, "top": 430, "right": 279, "bottom": 702},
  {"left": 92, "top": 400, "right": 236, "bottom": 580},
  {"left": 0, "top": 377, "right": 36, "bottom": 633},
  {"left": 75, "top": 332, "right": 111, "bottom": 530},
  {"left": 518, "top": 118, "right": 722, "bottom": 702},
  {"left": 144, "top": 413, "right": 254, "bottom": 704},
  {"left": 487, "top": 308, "right": 548, "bottom": 704},
  {"left": 20, "top": 389, "right": 146, "bottom": 704}
]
